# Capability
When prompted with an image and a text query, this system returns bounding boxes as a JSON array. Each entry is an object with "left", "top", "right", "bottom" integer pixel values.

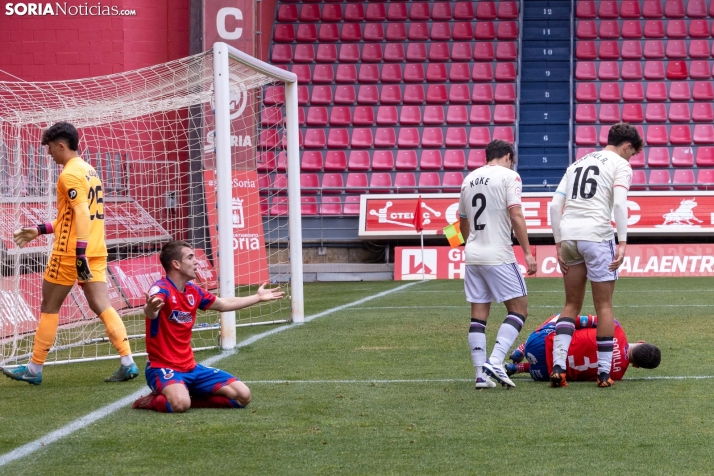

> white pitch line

[
  {"left": 344, "top": 304, "right": 714, "bottom": 310},
  {"left": 243, "top": 375, "right": 714, "bottom": 384},
  {"left": 0, "top": 281, "right": 420, "bottom": 468},
  {"left": 416, "top": 289, "right": 713, "bottom": 294}
]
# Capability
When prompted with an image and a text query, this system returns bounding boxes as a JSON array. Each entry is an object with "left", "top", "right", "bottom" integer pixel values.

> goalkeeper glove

[{"left": 75, "top": 241, "right": 93, "bottom": 281}]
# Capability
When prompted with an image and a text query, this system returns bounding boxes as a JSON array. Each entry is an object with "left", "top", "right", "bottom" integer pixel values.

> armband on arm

[{"left": 37, "top": 223, "right": 54, "bottom": 235}]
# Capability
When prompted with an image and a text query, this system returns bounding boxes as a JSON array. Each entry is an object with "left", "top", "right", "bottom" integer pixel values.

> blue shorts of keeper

[
  {"left": 523, "top": 323, "right": 557, "bottom": 382},
  {"left": 145, "top": 363, "right": 238, "bottom": 397}
]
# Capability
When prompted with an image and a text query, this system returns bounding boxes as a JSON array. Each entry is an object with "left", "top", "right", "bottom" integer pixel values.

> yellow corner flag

[{"left": 443, "top": 221, "right": 464, "bottom": 248}]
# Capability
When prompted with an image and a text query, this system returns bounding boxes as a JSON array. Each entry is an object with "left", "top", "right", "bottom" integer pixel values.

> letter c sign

[{"left": 217, "top": 7, "right": 243, "bottom": 40}]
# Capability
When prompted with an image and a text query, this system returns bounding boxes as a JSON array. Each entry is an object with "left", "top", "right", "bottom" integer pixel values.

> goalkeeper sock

[
  {"left": 151, "top": 394, "right": 173, "bottom": 413},
  {"left": 30, "top": 312, "right": 59, "bottom": 366},
  {"left": 190, "top": 396, "right": 244, "bottom": 409},
  {"left": 468, "top": 319, "right": 487, "bottom": 379},
  {"left": 98, "top": 308, "right": 133, "bottom": 360},
  {"left": 552, "top": 317, "right": 576, "bottom": 369},
  {"left": 490, "top": 313, "right": 526, "bottom": 364},
  {"left": 596, "top": 336, "right": 614, "bottom": 375}
]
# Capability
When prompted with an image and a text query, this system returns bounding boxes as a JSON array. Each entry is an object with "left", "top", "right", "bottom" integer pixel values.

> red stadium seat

[
  {"left": 629, "top": 151, "right": 645, "bottom": 167},
  {"left": 340, "top": 24, "right": 362, "bottom": 43},
  {"left": 472, "top": 84, "right": 494, "bottom": 103},
  {"left": 324, "top": 151, "right": 347, "bottom": 172},
  {"left": 386, "top": 23, "right": 407, "bottom": 41},
  {"left": 274, "top": 24, "right": 295, "bottom": 43},
  {"left": 475, "top": 22, "right": 496, "bottom": 40},
  {"left": 476, "top": 1, "right": 497, "bottom": 19},
  {"left": 387, "top": 3, "right": 408, "bottom": 21},
  {"left": 310, "top": 86, "right": 332, "bottom": 105},
  {"left": 630, "top": 170, "right": 647, "bottom": 190},
  {"left": 376, "top": 85, "right": 398, "bottom": 105},
  {"left": 366, "top": 3, "right": 386, "bottom": 21},
  {"left": 400, "top": 106, "right": 421, "bottom": 125},
  {"left": 575, "top": 104, "right": 597, "bottom": 123},
  {"left": 374, "top": 128, "right": 397, "bottom": 148},
  {"left": 671, "top": 147, "right": 694, "bottom": 167},
  {"left": 599, "top": 21, "right": 620, "bottom": 39},
  {"left": 623, "top": 82, "right": 645, "bottom": 101},
  {"left": 381, "top": 64, "right": 402, "bottom": 83},
  {"left": 643, "top": 0, "right": 664, "bottom": 18},
  {"left": 334, "top": 65, "right": 356, "bottom": 84},
  {"left": 664, "top": 0, "right": 685, "bottom": 18},
  {"left": 343, "top": 196, "right": 361, "bottom": 215},
  {"left": 455, "top": 1, "right": 476, "bottom": 20},
  {"left": 427, "top": 85, "right": 448, "bottom": 104},
  {"left": 427, "top": 63, "right": 448, "bottom": 82},
  {"left": 372, "top": 151, "right": 394, "bottom": 171},
  {"left": 442, "top": 172, "right": 464, "bottom": 192},
  {"left": 431, "top": 22, "right": 451, "bottom": 41},
  {"left": 644, "top": 60, "right": 665, "bottom": 80},
  {"left": 363, "top": 23, "right": 385, "bottom": 42},
  {"left": 424, "top": 106, "right": 446, "bottom": 125},
  {"left": 304, "top": 129, "right": 327, "bottom": 149},
  {"left": 272, "top": 174, "right": 288, "bottom": 194},
  {"left": 398, "top": 128, "right": 421, "bottom": 148},
  {"left": 257, "top": 153, "right": 275, "bottom": 172},
  {"left": 316, "top": 45, "right": 337, "bottom": 64},
  {"left": 344, "top": 3, "right": 365, "bottom": 22},
  {"left": 361, "top": 44, "right": 383, "bottom": 63},
  {"left": 622, "top": 103, "right": 644, "bottom": 123},
  {"left": 404, "top": 64, "right": 426, "bottom": 83},
  {"left": 495, "top": 83, "right": 516, "bottom": 103},
  {"left": 621, "top": 0, "right": 641, "bottom": 17},
  {"left": 696, "top": 147, "right": 714, "bottom": 166},
  {"left": 666, "top": 41, "right": 687, "bottom": 59},
  {"left": 445, "top": 127, "right": 468, "bottom": 147},
  {"left": 496, "top": 42, "right": 518, "bottom": 61},
  {"left": 377, "top": 106, "right": 398, "bottom": 126},
  {"left": 576, "top": 0, "right": 596, "bottom": 18},
  {"left": 646, "top": 103, "right": 667, "bottom": 122},
  {"left": 600, "top": 83, "right": 621, "bottom": 101},
  {"left": 666, "top": 61, "right": 687, "bottom": 80},
  {"left": 408, "top": 22, "right": 429, "bottom": 41},
  {"left": 646, "top": 126, "right": 670, "bottom": 146},
  {"left": 600, "top": 41, "right": 621, "bottom": 59},
  {"left": 693, "top": 103, "right": 714, "bottom": 122},
  {"left": 689, "top": 60, "right": 711, "bottom": 80},
  {"left": 468, "top": 149, "right": 486, "bottom": 169},
  {"left": 301, "top": 151, "right": 323, "bottom": 172},
  {"left": 647, "top": 148, "right": 670, "bottom": 167},
  {"left": 271, "top": 45, "right": 292, "bottom": 63},
  {"left": 576, "top": 83, "right": 598, "bottom": 102},
  {"left": 263, "top": 86, "right": 284, "bottom": 106},
  {"left": 643, "top": 40, "right": 664, "bottom": 59},
  {"left": 369, "top": 173, "right": 393, "bottom": 193},
  {"left": 621, "top": 61, "right": 643, "bottom": 80},
  {"left": 410, "top": 2, "right": 430, "bottom": 21},
  {"left": 356, "top": 85, "right": 378, "bottom": 105},
  {"left": 261, "top": 107, "right": 282, "bottom": 127},
  {"left": 644, "top": 20, "right": 665, "bottom": 38},
  {"left": 358, "top": 64, "right": 380, "bottom": 83},
  {"left": 598, "top": 61, "right": 619, "bottom": 80},
  {"left": 598, "top": 0, "right": 619, "bottom": 18},
  {"left": 646, "top": 82, "right": 668, "bottom": 101},
  {"left": 396, "top": 150, "right": 418, "bottom": 170},
  {"left": 418, "top": 172, "right": 441, "bottom": 193},
  {"left": 672, "top": 170, "right": 695, "bottom": 190},
  {"left": 698, "top": 169, "right": 714, "bottom": 190},
  {"left": 326, "top": 128, "right": 349, "bottom": 148},
  {"left": 577, "top": 21, "right": 597, "bottom": 39},
  {"left": 384, "top": 44, "right": 405, "bottom": 63},
  {"left": 313, "top": 64, "right": 335, "bottom": 83},
  {"left": 394, "top": 172, "right": 417, "bottom": 193},
  {"left": 334, "top": 86, "right": 355, "bottom": 106},
  {"left": 666, "top": 20, "right": 687, "bottom": 39},
  {"left": 353, "top": 107, "right": 375, "bottom": 126},
  {"left": 694, "top": 124, "right": 714, "bottom": 144},
  {"left": 306, "top": 107, "right": 328, "bottom": 127},
  {"left": 494, "top": 105, "right": 515, "bottom": 124},
  {"left": 575, "top": 126, "right": 597, "bottom": 146},
  {"left": 469, "top": 127, "right": 491, "bottom": 147},
  {"left": 621, "top": 20, "right": 643, "bottom": 39},
  {"left": 422, "top": 128, "right": 445, "bottom": 147},
  {"left": 450, "top": 63, "right": 473, "bottom": 82},
  {"left": 351, "top": 128, "right": 373, "bottom": 148},
  {"left": 444, "top": 150, "right": 466, "bottom": 169},
  {"left": 689, "top": 20, "right": 710, "bottom": 38},
  {"left": 474, "top": 42, "right": 496, "bottom": 60},
  {"left": 576, "top": 41, "right": 597, "bottom": 60},
  {"left": 453, "top": 22, "right": 475, "bottom": 40},
  {"left": 321, "top": 4, "right": 342, "bottom": 22},
  {"left": 293, "top": 45, "right": 315, "bottom": 63},
  {"left": 599, "top": 104, "right": 621, "bottom": 123},
  {"left": 297, "top": 24, "right": 317, "bottom": 43},
  {"left": 495, "top": 63, "right": 517, "bottom": 81},
  {"left": 669, "top": 103, "right": 691, "bottom": 122},
  {"left": 407, "top": 43, "right": 428, "bottom": 62},
  {"left": 270, "top": 197, "right": 289, "bottom": 216},
  {"left": 693, "top": 82, "right": 714, "bottom": 101},
  {"left": 648, "top": 170, "right": 671, "bottom": 191},
  {"left": 299, "top": 4, "right": 320, "bottom": 22},
  {"left": 493, "top": 127, "right": 514, "bottom": 143},
  {"left": 345, "top": 173, "right": 368, "bottom": 194},
  {"left": 670, "top": 125, "right": 693, "bottom": 145},
  {"left": 420, "top": 150, "right": 443, "bottom": 170},
  {"left": 576, "top": 62, "right": 597, "bottom": 80},
  {"left": 470, "top": 105, "right": 492, "bottom": 124},
  {"left": 300, "top": 174, "right": 320, "bottom": 195},
  {"left": 339, "top": 44, "right": 360, "bottom": 63},
  {"left": 498, "top": 1, "right": 519, "bottom": 19},
  {"left": 277, "top": 4, "right": 297, "bottom": 22},
  {"left": 320, "top": 196, "right": 343, "bottom": 216},
  {"left": 404, "top": 85, "right": 426, "bottom": 104}
]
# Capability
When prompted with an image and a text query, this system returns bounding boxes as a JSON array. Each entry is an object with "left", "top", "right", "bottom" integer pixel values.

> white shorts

[
  {"left": 560, "top": 239, "right": 618, "bottom": 282},
  {"left": 464, "top": 263, "right": 527, "bottom": 304}
]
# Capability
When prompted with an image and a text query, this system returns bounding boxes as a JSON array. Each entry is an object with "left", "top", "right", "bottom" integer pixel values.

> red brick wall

[{"left": 0, "top": 0, "right": 189, "bottom": 82}]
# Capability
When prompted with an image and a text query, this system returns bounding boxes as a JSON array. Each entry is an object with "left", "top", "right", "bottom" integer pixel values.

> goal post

[{"left": 0, "top": 42, "right": 303, "bottom": 365}]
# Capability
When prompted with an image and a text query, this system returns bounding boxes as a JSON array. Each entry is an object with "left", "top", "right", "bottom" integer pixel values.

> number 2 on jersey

[
  {"left": 471, "top": 193, "right": 486, "bottom": 230},
  {"left": 571, "top": 165, "right": 599, "bottom": 200}
]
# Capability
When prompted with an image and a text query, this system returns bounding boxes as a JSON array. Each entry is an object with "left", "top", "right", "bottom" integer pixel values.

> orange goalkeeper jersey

[{"left": 53, "top": 157, "right": 107, "bottom": 257}]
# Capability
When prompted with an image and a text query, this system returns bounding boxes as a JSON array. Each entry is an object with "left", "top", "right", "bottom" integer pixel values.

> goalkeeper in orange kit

[{"left": 2, "top": 122, "right": 138, "bottom": 385}]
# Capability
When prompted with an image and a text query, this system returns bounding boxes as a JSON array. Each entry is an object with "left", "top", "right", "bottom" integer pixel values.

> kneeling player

[
  {"left": 507, "top": 315, "right": 660, "bottom": 386},
  {"left": 132, "top": 241, "right": 284, "bottom": 413}
]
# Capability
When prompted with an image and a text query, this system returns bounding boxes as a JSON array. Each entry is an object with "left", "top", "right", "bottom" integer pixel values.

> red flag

[{"left": 412, "top": 196, "right": 423, "bottom": 232}]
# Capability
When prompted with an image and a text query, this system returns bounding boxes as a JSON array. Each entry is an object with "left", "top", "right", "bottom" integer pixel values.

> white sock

[
  {"left": 468, "top": 321, "right": 487, "bottom": 380},
  {"left": 28, "top": 362, "right": 43, "bottom": 374},
  {"left": 596, "top": 336, "right": 614, "bottom": 375},
  {"left": 490, "top": 314, "right": 525, "bottom": 364},
  {"left": 552, "top": 318, "right": 576, "bottom": 369},
  {"left": 120, "top": 355, "right": 134, "bottom": 367}
]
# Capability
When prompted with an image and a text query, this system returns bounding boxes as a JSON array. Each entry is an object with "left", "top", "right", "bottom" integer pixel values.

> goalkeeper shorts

[{"left": 44, "top": 253, "right": 107, "bottom": 286}]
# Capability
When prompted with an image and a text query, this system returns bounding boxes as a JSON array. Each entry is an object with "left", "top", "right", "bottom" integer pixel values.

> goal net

[{"left": 0, "top": 42, "right": 303, "bottom": 366}]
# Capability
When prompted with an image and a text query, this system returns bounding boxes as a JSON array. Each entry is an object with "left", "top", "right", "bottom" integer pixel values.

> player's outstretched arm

[
  {"left": 208, "top": 283, "right": 285, "bottom": 312},
  {"left": 144, "top": 292, "right": 165, "bottom": 319},
  {"left": 508, "top": 207, "right": 537, "bottom": 275}
]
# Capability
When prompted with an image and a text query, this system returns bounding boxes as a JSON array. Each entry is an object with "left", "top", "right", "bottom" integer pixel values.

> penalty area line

[{"left": 0, "top": 281, "right": 420, "bottom": 468}]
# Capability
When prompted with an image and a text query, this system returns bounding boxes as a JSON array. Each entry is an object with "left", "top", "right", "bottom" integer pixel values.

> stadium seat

[
  {"left": 495, "top": 63, "right": 517, "bottom": 81},
  {"left": 299, "top": 4, "right": 320, "bottom": 22},
  {"left": 334, "top": 65, "right": 356, "bottom": 84},
  {"left": 400, "top": 106, "right": 422, "bottom": 125},
  {"left": 320, "top": 196, "right": 342, "bottom": 216},
  {"left": 396, "top": 150, "right": 418, "bottom": 170},
  {"left": 670, "top": 125, "right": 693, "bottom": 145},
  {"left": 345, "top": 173, "right": 368, "bottom": 194},
  {"left": 599, "top": 21, "right": 620, "bottom": 39},
  {"left": 622, "top": 103, "right": 644, "bottom": 123},
  {"left": 646, "top": 82, "right": 668, "bottom": 101},
  {"left": 321, "top": 4, "right": 342, "bottom": 22},
  {"left": 598, "top": 62, "right": 619, "bottom": 80},
  {"left": 455, "top": 1, "right": 476, "bottom": 20},
  {"left": 270, "top": 197, "right": 289, "bottom": 216},
  {"left": 470, "top": 105, "right": 492, "bottom": 124},
  {"left": 666, "top": 41, "right": 687, "bottom": 60},
  {"left": 689, "top": 61, "right": 711, "bottom": 80},
  {"left": 431, "top": 22, "right": 451, "bottom": 41},
  {"left": 475, "top": 22, "right": 496, "bottom": 40},
  {"left": 693, "top": 103, "right": 714, "bottom": 122},
  {"left": 496, "top": 42, "right": 518, "bottom": 61},
  {"left": 576, "top": 148, "right": 596, "bottom": 160},
  {"left": 576, "top": 62, "right": 597, "bottom": 80},
  {"left": 621, "top": 61, "right": 643, "bottom": 80},
  {"left": 427, "top": 85, "right": 448, "bottom": 104},
  {"left": 630, "top": 170, "right": 647, "bottom": 190},
  {"left": 293, "top": 45, "right": 315, "bottom": 63},
  {"left": 326, "top": 128, "right": 348, "bottom": 148},
  {"left": 643, "top": 40, "right": 664, "bottom": 59},
  {"left": 387, "top": 3, "right": 408, "bottom": 21},
  {"left": 493, "top": 84, "right": 516, "bottom": 103},
  {"left": 575, "top": 104, "right": 597, "bottom": 123},
  {"left": 672, "top": 170, "right": 695, "bottom": 190},
  {"left": 276, "top": 4, "right": 297, "bottom": 22},
  {"left": 418, "top": 172, "right": 441, "bottom": 192},
  {"left": 422, "top": 128, "right": 444, "bottom": 147},
  {"left": 694, "top": 124, "right": 714, "bottom": 144},
  {"left": 646, "top": 103, "right": 667, "bottom": 122},
  {"left": 666, "top": 20, "right": 687, "bottom": 39},
  {"left": 497, "top": 1, "right": 518, "bottom": 19},
  {"left": 669, "top": 103, "right": 691, "bottom": 122},
  {"left": 408, "top": 22, "right": 429, "bottom": 41},
  {"left": 300, "top": 151, "right": 323, "bottom": 172},
  {"left": 358, "top": 64, "right": 380, "bottom": 83},
  {"left": 257, "top": 152, "right": 275, "bottom": 172},
  {"left": 472, "top": 84, "right": 494, "bottom": 103},
  {"left": 577, "top": 21, "right": 597, "bottom": 39},
  {"left": 599, "top": 41, "right": 620, "bottom": 59},
  {"left": 261, "top": 107, "right": 282, "bottom": 127},
  {"left": 696, "top": 147, "right": 714, "bottom": 166},
  {"left": 644, "top": 61, "right": 665, "bottom": 80},
  {"left": 272, "top": 174, "right": 288, "bottom": 194},
  {"left": 643, "top": 20, "right": 664, "bottom": 39},
  {"left": 381, "top": 64, "right": 402, "bottom": 83},
  {"left": 300, "top": 174, "right": 320, "bottom": 195},
  {"left": 623, "top": 82, "right": 645, "bottom": 101},
  {"left": 454, "top": 22, "right": 475, "bottom": 41},
  {"left": 308, "top": 86, "right": 330, "bottom": 105},
  {"left": 263, "top": 86, "right": 284, "bottom": 106},
  {"left": 384, "top": 44, "right": 405, "bottom": 63},
  {"left": 575, "top": 126, "right": 598, "bottom": 146},
  {"left": 377, "top": 106, "right": 398, "bottom": 125},
  {"left": 377, "top": 85, "right": 399, "bottom": 105},
  {"left": 274, "top": 24, "right": 295, "bottom": 43},
  {"left": 598, "top": 0, "right": 619, "bottom": 18},
  {"left": 629, "top": 151, "right": 646, "bottom": 167},
  {"left": 424, "top": 106, "right": 446, "bottom": 125},
  {"left": 306, "top": 107, "right": 328, "bottom": 127},
  {"left": 364, "top": 23, "right": 385, "bottom": 42},
  {"left": 340, "top": 24, "right": 362, "bottom": 43},
  {"left": 271, "top": 45, "right": 292, "bottom": 63},
  {"left": 372, "top": 151, "right": 394, "bottom": 171},
  {"left": 343, "top": 195, "right": 361, "bottom": 215},
  {"left": 442, "top": 172, "right": 464, "bottom": 192},
  {"left": 404, "top": 64, "right": 426, "bottom": 83},
  {"left": 600, "top": 83, "right": 621, "bottom": 102},
  {"left": 444, "top": 150, "right": 466, "bottom": 169},
  {"left": 427, "top": 63, "right": 448, "bottom": 82},
  {"left": 693, "top": 82, "right": 714, "bottom": 101},
  {"left": 351, "top": 128, "right": 373, "bottom": 149},
  {"left": 671, "top": 147, "right": 694, "bottom": 167},
  {"left": 352, "top": 107, "right": 374, "bottom": 127},
  {"left": 448, "top": 63, "right": 470, "bottom": 82},
  {"left": 576, "top": 83, "right": 598, "bottom": 102},
  {"left": 599, "top": 104, "right": 621, "bottom": 123},
  {"left": 469, "top": 127, "right": 491, "bottom": 146},
  {"left": 493, "top": 127, "right": 514, "bottom": 143},
  {"left": 344, "top": 3, "right": 364, "bottom": 22},
  {"left": 407, "top": 43, "right": 427, "bottom": 62},
  {"left": 647, "top": 148, "right": 670, "bottom": 167},
  {"left": 333, "top": 86, "right": 355, "bottom": 106},
  {"left": 394, "top": 172, "right": 417, "bottom": 193},
  {"left": 361, "top": 44, "right": 383, "bottom": 63},
  {"left": 374, "top": 128, "right": 397, "bottom": 148},
  {"left": 576, "top": 0, "right": 596, "bottom": 18},
  {"left": 697, "top": 169, "right": 714, "bottom": 190},
  {"left": 643, "top": 0, "right": 664, "bottom": 18},
  {"left": 445, "top": 127, "right": 468, "bottom": 147},
  {"left": 576, "top": 41, "right": 597, "bottom": 60},
  {"left": 398, "top": 128, "right": 421, "bottom": 148},
  {"left": 324, "top": 151, "right": 347, "bottom": 172},
  {"left": 297, "top": 24, "right": 317, "bottom": 43},
  {"left": 386, "top": 23, "right": 407, "bottom": 41},
  {"left": 689, "top": 20, "right": 710, "bottom": 39},
  {"left": 316, "top": 45, "right": 337, "bottom": 64},
  {"left": 670, "top": 82, "right": 691, "bottom": 101},
  {"left": 620, "top": 0, "right": 641, "bottom": 17},
  {"left": 356, "top": 85, "right": 378, "bottom": 105},
  {"left": 648, "top": 170, "right": 671, "bottom": 191},
  {"left": 409, "top": 2, "right": 430, "bottom": 21},
  {"left": 420, "top": 150, "right": 443, "bottom": 170},
  {"left": 474, "top": 42, "right": 497, "bottom": 61},
  {"left": 494, "top": 105, "right": 515, "bottom": 124},
  {"left": 404, "top": 85, "right": 426, "bottom": 104},
  {"left": 468, "top": 149, "right": 487, "bottom": 168},
  {"left": 339, "top": 44, "right": 360, "bottom": 63},
  {"left": 664, "top": 0, "right": 685, "bottom": 18},
  {"left": 621, "top": 20, "right": 643, "bottom": 39},
  {"left": 303, "top": 129, "right": 326, "bottom": 149},
  {"left": 622, "top": 40, "right": 644, "bottom": 58},
  {"left": 369, "top": 173, "right": 393, "bottom": 194},
  {"left": 471, "top": 63, "right": 494, "bottom": 82},
  {"left": 366, "top": 3, "right": 386, "bottom": 21},
  {"left": 259, "top": 129, "right": 279, "bottom": 149}
]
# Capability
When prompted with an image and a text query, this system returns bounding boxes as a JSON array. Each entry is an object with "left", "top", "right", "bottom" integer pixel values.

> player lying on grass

[
  {"left": 506, "top": 315, "right": 660, "bottom": 386},
  {"left": 132, "top": 240, "right": 284, "bottom": 413}
]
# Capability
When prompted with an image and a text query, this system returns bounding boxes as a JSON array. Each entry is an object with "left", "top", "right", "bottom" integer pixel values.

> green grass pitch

[{"left": 1, "top": 277, "right": 713, "bottom": 475}]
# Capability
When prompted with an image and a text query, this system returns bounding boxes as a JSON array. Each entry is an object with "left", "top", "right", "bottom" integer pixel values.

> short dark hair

[
  {"left": 41, "top": 122, "right": 79, "bottom": 151},
  {"left": 631, "top": 343, "right": 661, "bottom": 369},
  {"left": 607, "top": 123, "right": 643, "bottom": 152},
  {"left": 485, "top": 139, "right": 515, "bottom": 163},
  {"left": 159, "top": 240, "right": 192, "bottom": 272}
]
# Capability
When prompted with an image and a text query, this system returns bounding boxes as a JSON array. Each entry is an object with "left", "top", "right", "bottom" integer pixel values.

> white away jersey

[
  {"left": 554, "top": 150, "right": 632, "bottom": 242},
  {"left": 458, "top": 164, "right": 522, "bottom": 265}
]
